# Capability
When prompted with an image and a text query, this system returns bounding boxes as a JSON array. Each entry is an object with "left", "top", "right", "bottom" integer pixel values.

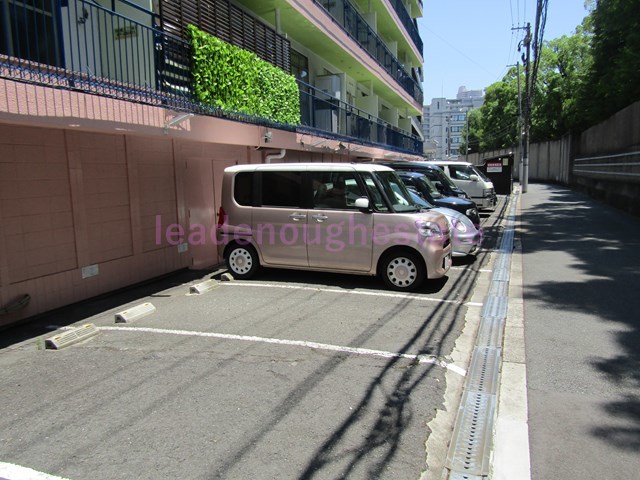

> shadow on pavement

[
  {"left": 519, "top": 183, "right": 640, "bottom": 451},
  {"left": 0, "top": 267, "right": 220, "bottom": 349}
]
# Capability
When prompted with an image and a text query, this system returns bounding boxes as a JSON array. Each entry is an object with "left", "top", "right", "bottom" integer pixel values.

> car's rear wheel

[
  {"left": 226, "top": 243, "right": 259, "bottom": 279},
  {"left": 380, "top": 250, "right": 425, "bottom": 292}
]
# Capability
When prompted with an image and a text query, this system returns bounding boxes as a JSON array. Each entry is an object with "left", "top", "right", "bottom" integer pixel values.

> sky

[{"left": 418, "top": 0, "right": 591, "bottom": 101}]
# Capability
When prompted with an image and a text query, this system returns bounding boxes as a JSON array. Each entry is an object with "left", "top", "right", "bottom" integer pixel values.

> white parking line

[
  {"left": 0, "top": 463, "right": 72, "bottom": 480},
  {"left": 54, "top": 325, "right": 466, "bottom": 376},
  {"left": 220, "top": 281, "right": 478, "bottom": 306}
]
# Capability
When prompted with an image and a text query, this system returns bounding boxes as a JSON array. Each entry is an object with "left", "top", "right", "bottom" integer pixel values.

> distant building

[{"left": 423, "top": 86, "right": 485, "bottom": 159}]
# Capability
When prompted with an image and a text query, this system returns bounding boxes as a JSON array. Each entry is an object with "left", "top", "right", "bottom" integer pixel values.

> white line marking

[
  {"left": 450, "top": 266, "right": 493, "bottom": 273},
  {"left": 0, "top": 463, "right": 72, "bottom": 480},
  {"left": 52, "top": 325, "right": 466, "bottom": 376},
  {"left": 220, "top": 281, "right": 466, "bottom": 304}
]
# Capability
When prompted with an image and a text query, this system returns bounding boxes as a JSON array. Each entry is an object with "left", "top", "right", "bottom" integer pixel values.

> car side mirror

[
  {"left": 469, "top": 174, "right": 479, "bottom": 182},
  {"left": 355, "top": 197, "right": 371, "bottom": 212}
]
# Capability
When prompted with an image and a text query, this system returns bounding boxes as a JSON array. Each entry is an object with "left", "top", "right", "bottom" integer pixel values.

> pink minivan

[{"left": 217, "top": 163, "right": 452, "bottom": 292}]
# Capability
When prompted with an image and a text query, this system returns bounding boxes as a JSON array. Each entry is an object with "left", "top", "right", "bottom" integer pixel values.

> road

[
  {"left": 0, "top": 202, "right": 507, "bottom": 480},
  {"left": 520, "top": 183, "right": 640, "bottom": 480}
]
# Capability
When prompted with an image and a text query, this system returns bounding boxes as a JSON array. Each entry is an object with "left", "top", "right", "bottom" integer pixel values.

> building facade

[
  {"left": 0, "top": 0, "right": 425, "bottom": 326},
  {"left": 422, "top": 86, "right": 484, "bottom": 160}
]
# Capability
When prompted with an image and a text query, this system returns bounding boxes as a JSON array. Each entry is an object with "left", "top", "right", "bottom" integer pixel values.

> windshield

[
  {"left": 408, "top": 190, "right": 435, "bottom": 209},
  {"left": 471, "top": 165, "right": 491, "bottom": 182},
  {"left": 415, "top": 175, "right": 443, "bottom": 199},
  {"left": 429, "top": 167, "right": 458, "bottom": 190},
  {"left": 372, "top": 171, "right": 420, "bottom": 213}
]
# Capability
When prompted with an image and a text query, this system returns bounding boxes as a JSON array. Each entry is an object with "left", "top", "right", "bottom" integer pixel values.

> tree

[
  {"left": 531, "top": 22, "right": 593, "bottom": 139},
  {"left": 468, "top": 67, "right": 521, "bottom": 151},
  {"left": 581, "top": 0, "right": 640, "bottom": 125},
  {"left": 460, "top": 108, "right": 483, "bottom": 154}
]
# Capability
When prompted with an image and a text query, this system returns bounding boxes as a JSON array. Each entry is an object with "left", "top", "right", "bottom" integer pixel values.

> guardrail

[{"left": 573, "top": 151, "right": 640, "bottom": 183}]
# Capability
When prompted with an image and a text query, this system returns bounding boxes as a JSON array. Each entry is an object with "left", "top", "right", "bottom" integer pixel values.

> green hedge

[{"left": 188, "top": 25, "right": 300, "bottom": 125}]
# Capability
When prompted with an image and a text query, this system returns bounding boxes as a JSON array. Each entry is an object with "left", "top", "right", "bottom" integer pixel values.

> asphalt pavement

[
  {"left": 509, "top": 183, "right": 640, "bottom": 480},
  {"left": 3, "top": 184, "right": 637, "bottom": 480}
]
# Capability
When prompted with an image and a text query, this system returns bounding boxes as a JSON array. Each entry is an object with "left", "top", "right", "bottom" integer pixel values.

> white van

[
  {"left": 429, "top": 161, "right": 497, "bottom": 210},
  {"left": 217, "top": 163, "right": 452, "bottom": 291}
]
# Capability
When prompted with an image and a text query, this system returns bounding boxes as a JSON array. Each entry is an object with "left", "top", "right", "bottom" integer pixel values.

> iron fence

[
  {"left": 0, "top": 0, "right": 422, "bottom": 155},
  {"left": 314, "top": 0, "right": 423, "bottom": 105}
]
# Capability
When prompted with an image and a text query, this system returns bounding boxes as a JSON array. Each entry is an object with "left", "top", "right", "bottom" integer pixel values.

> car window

[
  {"left": 359, "top": 172, "right": 389, "bottom": 212},
  {"left": 448, "top": 165, "right": 475, "bottom": 181},
  {"left": 311, "top": 172, "right": 364, "bottom": 210},
  {"left": 261, "top": 171, "right": 302, "bottom": 207},
  {"left": 234, "top": 172, "right": 253, "bottom": 206}
]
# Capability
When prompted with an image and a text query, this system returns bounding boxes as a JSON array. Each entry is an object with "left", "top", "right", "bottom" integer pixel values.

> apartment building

[
  {"left": 423, "top": 86, "right": 484, "bottom": 159},
  {"left": 0, "top": 0, "right": 425, "bottom": 326}
]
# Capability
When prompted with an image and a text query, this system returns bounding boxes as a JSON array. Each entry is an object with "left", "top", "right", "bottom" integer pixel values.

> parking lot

[{"left": 0, "top": 200, "right": 509, "bottom": 480}]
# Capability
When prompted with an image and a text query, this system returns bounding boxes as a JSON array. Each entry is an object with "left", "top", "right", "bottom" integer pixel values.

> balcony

[
  {"left": 315, "top": 0, "right": 423, "bottom": 105},
  {"left": 387, "top": 0, "right": 423, "bottom": 55},
  {"left": 298, "top": 80, "right": 422, "bottom": 154},
  {"left": 0, "top": 0, "right": 422, "bottom": 155}
]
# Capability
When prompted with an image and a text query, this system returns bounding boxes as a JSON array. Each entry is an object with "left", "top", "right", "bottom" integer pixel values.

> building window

[
  {"left": 0, "top": 0, "right": 62, "bottom": 67},
  {"left": 290, "top": 49, "right": 309, "bottom": 81}
]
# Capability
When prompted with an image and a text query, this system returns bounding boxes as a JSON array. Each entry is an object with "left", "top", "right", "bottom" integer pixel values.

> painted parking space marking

[
  {"left": 449, "top": 266, "right": 493, "bottom": 273},
  {"left": 220, "top": 281, "right": 480, "bottom": 307},
  {"left": 50, "top": 325, "right": 466, "bottom": 376},
  {"left": 0, "top": 463, "right": 72, "bottom": 480}
]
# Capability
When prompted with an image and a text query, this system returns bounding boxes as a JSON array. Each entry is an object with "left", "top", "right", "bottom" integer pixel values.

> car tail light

[{"left": 217, "top": 207, "right": 226, "bottom": 228}]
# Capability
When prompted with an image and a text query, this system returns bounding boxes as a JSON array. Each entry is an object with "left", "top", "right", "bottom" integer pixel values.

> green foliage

[
  {"left": 461, "top": 109, "right": 483, "bottom": 154},
  {"left": 581, "top": 0, "right": 640, "bottom": 125},
  {"left": 187, "top": 25, "right": 300, "bottom": 125},
  {"left": 531, "top": 26, "right": 593, "bottom": 139},
  {"left": 471, "top": 1, "right": 640, "bottom": 150},
  {"left": 467, "top": 67, "right": 521, "bottom": 152}
]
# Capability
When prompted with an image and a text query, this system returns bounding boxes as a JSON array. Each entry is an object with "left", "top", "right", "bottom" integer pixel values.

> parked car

[
  {"left": 218, "top": 163, "right": 453, "bottom": 291},
  {"left": 406, "top": 190, "right": 482, "bottom": 257},
  {"left": 375, "top": 161, "right": 470, "bottom": 199},
  {"left": 396, "top": 171, "right": 480, "bottom": 226},
  {"left": 429, "top": 161, "right": 498, "bottom": 210}
]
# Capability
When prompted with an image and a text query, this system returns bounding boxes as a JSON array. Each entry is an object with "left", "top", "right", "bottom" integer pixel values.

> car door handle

[
  {"left": 311, "top": 214, "right": 329, "bottom": 222},
  {"left": 288, "top": 213, "right": 307, "bottom": 221}
]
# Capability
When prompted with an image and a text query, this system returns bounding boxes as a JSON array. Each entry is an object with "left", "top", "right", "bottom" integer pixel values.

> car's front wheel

[
  {"left": 226, "top": 243, "right": 259, "bottom": 279},
  {"left": 380, "top": 250, "right": 425, "bottom": 292}
]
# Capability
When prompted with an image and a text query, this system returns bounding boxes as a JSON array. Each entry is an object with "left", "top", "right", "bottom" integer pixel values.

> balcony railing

[
  {"left": 298, "top": 80, "right": 422, "bottom": 154},
  {"left": 388, "top": 0, "right": 423, "bottom": 55},
  {"left": 314, "top": 0, "right": 423, "bottom": 105},
  {"left": 0, "top": 0, "right": 422, "bottom": 155}
]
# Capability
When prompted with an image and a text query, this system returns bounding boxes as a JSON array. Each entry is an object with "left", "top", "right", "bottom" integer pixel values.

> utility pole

[
  {"left": 522, "top": 23, "right": 532, "bottom": 193},
  {"left": 507, "top": 61, "right": 523, "bottom": 181}
]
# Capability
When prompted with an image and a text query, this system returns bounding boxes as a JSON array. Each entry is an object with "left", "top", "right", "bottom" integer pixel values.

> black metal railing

[
  {"left": 314, "top": 0, "right": 423, "bottom": 105},
  {"left": 0, "top": 0, "right": 422, "bottom": 155},
  {"left": 388, "top": 0, "right": 423, "bottom": 55},
  {"left": 298, "top": 80, "right": 422, "bottom": 154}
]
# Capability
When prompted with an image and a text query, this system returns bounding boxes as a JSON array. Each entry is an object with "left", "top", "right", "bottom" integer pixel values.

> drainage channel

[{"left": 444, "top": 191, "right": 519, "bottom": 480}]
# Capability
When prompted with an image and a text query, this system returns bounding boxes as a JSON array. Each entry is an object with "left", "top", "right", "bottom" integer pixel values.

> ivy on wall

[{"left": 188, "top": 25, "right": 301, "bottom": 125}]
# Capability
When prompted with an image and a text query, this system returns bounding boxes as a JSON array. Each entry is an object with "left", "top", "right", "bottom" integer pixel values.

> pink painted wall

[
  {"left": 0, "top": 123, "right": 254, "bottom": 328},
  {"left": 0, "top": 78, "right": 419, "bottom": 328}
]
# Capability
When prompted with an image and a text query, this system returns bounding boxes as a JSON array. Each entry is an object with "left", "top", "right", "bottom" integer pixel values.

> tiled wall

[{"left": 0, "top": 124, "right": 249, "bottom": 328}]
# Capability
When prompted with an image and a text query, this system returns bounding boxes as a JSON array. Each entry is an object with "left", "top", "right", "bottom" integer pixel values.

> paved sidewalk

[{"left": 515, "top": 183, "right": 640, "bottom": 480}]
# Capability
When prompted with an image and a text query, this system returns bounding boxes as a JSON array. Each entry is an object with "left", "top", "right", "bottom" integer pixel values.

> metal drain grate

[
  {"left": 465, "top": 347, "right": 501, "bottom": 395},
  {"left": 445, "top": 192, "right": 518, "bottom": 479},
  {"left": 476, "top": 316, "right": 506, "bottom": 348},
  {"left": 446, "top": 390, "right": 497, "bottom": 475}
]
